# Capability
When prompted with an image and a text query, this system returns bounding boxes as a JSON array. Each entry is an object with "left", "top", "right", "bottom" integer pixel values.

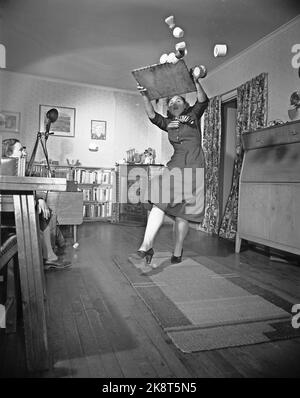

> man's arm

[
  {"left": 36, "top": 192, "right": 51, "bottom": 219},
  {"left": 37, "top": 198, "right": 51, "bottom": 219}
]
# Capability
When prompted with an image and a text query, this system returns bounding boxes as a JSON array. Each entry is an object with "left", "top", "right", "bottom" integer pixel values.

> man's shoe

[{"left": 44, "top": 259, "right": 72, "bottom": 271}]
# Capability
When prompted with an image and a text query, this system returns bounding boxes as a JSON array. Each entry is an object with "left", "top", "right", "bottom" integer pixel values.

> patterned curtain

[
  {"left": 218, "top": 72, "right": 268, "bottom": 240},
  {"left": 200, "top": 95, "right": 222, "bottom": 234}
]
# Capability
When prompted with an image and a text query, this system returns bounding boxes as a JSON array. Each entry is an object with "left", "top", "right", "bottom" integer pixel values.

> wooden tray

[{"left": 132, "top": 59, "right": 196, "bottom": 100}]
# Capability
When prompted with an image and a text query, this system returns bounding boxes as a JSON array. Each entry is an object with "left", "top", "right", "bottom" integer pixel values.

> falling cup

[
  {"left": 173, "top": 27, "right": 184, "bottom": 38},
  {"left": 214, "top": 44, "right": 227, "bottom": 57},
  {"left": 168, "top": 52, "right": 179, "bottom": 63},
  {"left": 159, "top": 53, "right": 168, "bottom": 64},
  {"left": 165, "top": 15, "right": 175, "bottom": 29}
]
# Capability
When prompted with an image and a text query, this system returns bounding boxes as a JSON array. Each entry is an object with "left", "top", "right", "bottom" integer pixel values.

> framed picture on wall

[
  {"left": 91, "top": 120, "right": 106, "bottom": 140},
  {"left": 0, "top": 111, "right": 20, "bottom": 133},
  {"left": 39, "top": 105, "right": 75, "bottom": 137}
]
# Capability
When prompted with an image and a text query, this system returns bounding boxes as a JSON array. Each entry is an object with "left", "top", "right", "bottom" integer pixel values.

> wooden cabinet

[{"left": 236, "top": 120, "right": 300, "bottom": 255}]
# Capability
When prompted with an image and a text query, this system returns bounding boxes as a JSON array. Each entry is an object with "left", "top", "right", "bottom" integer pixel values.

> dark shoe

[
  {"left": 44, "top": 259, "right": 72, "bottom": 271},
  {"left": 171, "top": 249, "right": 183, "bottom": 264},
  {"left": 137, "top": 248, "right": 154, "bottom": 265}
]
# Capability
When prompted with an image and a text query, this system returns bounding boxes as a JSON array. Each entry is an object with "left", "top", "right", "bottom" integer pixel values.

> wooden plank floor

[{"left": 1, "top": 222, "right": 300, "bottom": 378}]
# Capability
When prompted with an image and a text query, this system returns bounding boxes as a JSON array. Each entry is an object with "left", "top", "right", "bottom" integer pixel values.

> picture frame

[
  {"left": 39, "top": 105, "right": 75, "bottom": 137},
  {"left": 0, "top": 110, "right": 20, "bottom": 133},
  {"left": 91, "top": 120, "right": 107, "bottom": 140}
]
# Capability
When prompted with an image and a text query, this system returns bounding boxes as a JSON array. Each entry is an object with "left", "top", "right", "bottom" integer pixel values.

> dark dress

[{"left": 148, "top": 98, "right": 208, "bottom": 223}]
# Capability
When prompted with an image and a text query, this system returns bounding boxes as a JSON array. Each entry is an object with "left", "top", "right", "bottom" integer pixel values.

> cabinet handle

[{"left": 289, "top": 130, "right": 299, "bottom": 135}]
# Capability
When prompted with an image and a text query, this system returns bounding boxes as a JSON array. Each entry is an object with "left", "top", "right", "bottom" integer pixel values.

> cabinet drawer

[
  {"left": 242, "top": 120, "right": 300, "bottom": 150},
  {"left": 241, "top": 142, "right": 300, "bottom": 183}
]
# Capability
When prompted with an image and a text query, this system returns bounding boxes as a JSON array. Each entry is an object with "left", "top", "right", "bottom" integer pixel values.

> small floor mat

[
  {"left": 113, "top": 252, "right": 300, "bottom": 352},
  {"left": 167, "top": 319, "right": 300, "bottom": 353}
]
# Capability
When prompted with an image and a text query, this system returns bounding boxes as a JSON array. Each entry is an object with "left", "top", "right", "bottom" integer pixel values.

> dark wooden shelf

[
  {"left": 83, "top": 200, "right": 110, "bottom": 204},
  {"left": 78, "top": 183, "right": 113, "bottom": 188},
  {"left": 83, "top": 217, "right": 111, "bottom": 222}
]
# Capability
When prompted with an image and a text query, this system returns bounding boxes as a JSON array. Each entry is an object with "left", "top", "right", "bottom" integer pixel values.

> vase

[{"left": 288, "top": 107, "right": 300, "bottom": 121}]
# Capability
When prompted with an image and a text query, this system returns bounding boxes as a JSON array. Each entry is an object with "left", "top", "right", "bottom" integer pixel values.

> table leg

[
  {"left": 5, "top": 257, "right": 17, "bottom": 334},
  {"left": 13, "top": 193, "right": 49, "bottom": 372},
  {"left": 73, "top": 225, "right": 77, "bottom": 244},
  {"left": 235, "top": 233, "right": 242, "bottom": 253}
]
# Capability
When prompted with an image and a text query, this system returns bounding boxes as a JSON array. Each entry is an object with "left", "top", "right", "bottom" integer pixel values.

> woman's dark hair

[
  {"left": 166, "top": 95, "right": 190, "bottom": 118},
  {"left": 2, "top": 138, "right": 20, "bottom": 157}
]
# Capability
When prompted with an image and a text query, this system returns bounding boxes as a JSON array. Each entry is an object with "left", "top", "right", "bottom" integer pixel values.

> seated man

[{"left": 1, "top": 138, "right": 71, "bottom": 271}]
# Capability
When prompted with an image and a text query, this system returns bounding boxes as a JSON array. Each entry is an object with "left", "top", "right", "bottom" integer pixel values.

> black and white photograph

[
  {"left": 91, "top": 120, "right": 106, "bottom": 140},
  {"left": 0, "top": 110, "right": 20, "bottom": 133},
  {"left": 39, "top": 105, "right": 75, "bottom": 137},
  {"left": 0, "top": 0, "right": 300, "bottom": 386}
]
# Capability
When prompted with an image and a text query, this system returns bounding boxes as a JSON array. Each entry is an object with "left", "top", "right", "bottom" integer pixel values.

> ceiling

[{"left": 1, "top": 0, "right": 299, "bottom": 91}]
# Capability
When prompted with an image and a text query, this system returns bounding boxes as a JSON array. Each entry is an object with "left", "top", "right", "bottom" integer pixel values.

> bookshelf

[{"left": 31, "top": 163, "right": 115, "bottom": 222}]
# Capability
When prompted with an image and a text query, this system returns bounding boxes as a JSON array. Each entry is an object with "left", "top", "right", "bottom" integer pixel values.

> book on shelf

[
  {"left": 83, "top": 202, "right": 112, "bottom": 218},
  {"left": 82, "top": 187, "right": 113, "bottom": 202},
  {"left": 53, "top": 167, "right": 73, "bottom": 179},
  {"left": 31, "top": 163, "right": 73, "bottom": 179},
  {"left": 74, "top": 169, "right": 113, "bottom": 185}
]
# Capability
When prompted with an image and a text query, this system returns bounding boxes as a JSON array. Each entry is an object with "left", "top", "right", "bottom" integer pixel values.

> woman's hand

[
  {"left": 137, "top": 83, "right": 155, "bottom": 119},
  {"left": 167, "top": 120, "right": 180, "bottom": 129},
  {"left": 137, "top": 84, "right": 148, "bottom": 96},
  {"left": 37, "top": 198, "right": 51, "bottom": 219}
]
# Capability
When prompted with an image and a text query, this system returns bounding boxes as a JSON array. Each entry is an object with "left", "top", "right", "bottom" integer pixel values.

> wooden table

[{"left": 0, "top": 176, "right": 67, "bottom": 372}]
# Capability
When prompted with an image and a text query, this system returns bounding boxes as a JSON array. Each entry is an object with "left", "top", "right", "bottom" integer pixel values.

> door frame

[{"left": 219, "top": 90, "right": 237, "bottom": 226}]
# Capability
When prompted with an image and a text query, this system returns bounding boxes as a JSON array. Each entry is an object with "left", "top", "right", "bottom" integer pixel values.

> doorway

[{"left": 219, "top": 98, "right": 237, "bottom": 222}]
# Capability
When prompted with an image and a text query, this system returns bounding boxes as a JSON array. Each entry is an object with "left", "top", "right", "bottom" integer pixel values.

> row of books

[
  {"left": 83, "top": 203, "right": 112, "bottom": 218},
  {"left": 82, "top": 187, "right": 113, "bottom": 202},
  {"left": 53, "top": 168, "right": 73, "bottom": 179},
  {"left": 31, "top": 164, "right": 114, "bottom": 185},
  {"left": 74, "top": 169, "right": 113, "bottom": 185}
]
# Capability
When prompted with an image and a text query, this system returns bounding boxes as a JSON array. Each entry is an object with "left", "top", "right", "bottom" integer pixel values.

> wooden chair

[
  {"left": 0, "top": 233, "right": 18, "bottom": 333},
  {"left": 46, "top": 191, "right": 83, "bottom": 244}
]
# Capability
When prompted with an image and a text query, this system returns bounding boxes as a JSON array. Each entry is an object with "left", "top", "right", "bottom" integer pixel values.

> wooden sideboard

[{"left": 236, "top": 120, "right": 300, "bottom": 255}]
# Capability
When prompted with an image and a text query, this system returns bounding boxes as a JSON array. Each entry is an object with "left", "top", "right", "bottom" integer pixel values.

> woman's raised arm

[
  {"left": 137, "top": 84, "right": 155, "bottom": 119},
  {"left": 194, "top": 78, "right": 208, "bottom": 104}
]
